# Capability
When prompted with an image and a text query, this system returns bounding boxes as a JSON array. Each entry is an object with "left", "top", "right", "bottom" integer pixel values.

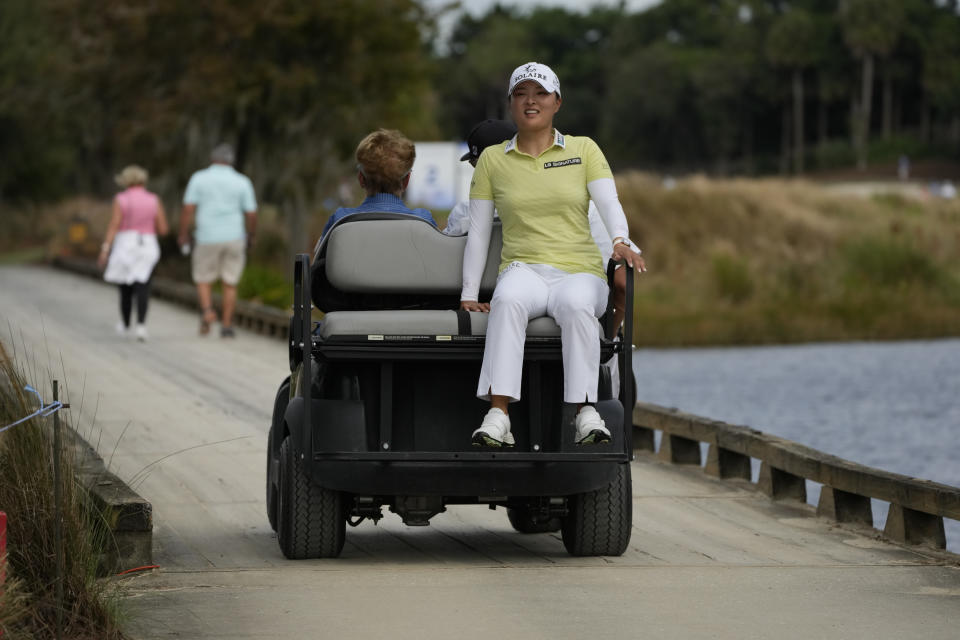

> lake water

[{"left": 632, "top": 338, "right": 960, "bottom": 552}]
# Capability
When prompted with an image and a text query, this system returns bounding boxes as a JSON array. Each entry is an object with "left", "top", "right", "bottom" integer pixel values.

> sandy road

[{"left": 1, "top": 265, "right": 958, "bottom": 640}]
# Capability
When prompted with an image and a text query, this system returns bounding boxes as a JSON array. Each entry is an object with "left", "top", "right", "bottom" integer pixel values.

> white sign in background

[{"left": 405, "top": 142, "right": 473, "bottom": 211}]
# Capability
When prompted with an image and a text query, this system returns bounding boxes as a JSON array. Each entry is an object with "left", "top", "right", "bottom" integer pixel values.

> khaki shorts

[{"left": 192, "top": 240, "right": 246, "bottom": 285}]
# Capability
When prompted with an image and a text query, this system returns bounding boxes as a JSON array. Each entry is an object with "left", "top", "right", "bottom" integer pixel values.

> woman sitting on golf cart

[
  {"left": 318, "top": 128, "right": 437, "bottom": 242},
  {"left": 460, "top": 62, "right": 646, "bottom": 448}
]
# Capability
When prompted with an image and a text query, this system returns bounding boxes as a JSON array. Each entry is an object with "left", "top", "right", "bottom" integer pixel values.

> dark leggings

[{"left": 118, "top": 280, "right": 152, "bottom": 327}]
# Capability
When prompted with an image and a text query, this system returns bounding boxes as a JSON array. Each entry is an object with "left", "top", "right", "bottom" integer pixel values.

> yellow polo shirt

[{"left": 470, "top": 130, "right": 612, "bottom": 280}]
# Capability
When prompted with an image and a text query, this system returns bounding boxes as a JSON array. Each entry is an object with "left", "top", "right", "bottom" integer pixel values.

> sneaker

[
  {"left": 134, "top": 324, "right": 148, "bottom": 342},
  {"left": 575, "top": 405, "right": 611, "bottom": 445},
  {"left": 471, "top": 408, "right": 515, "bottom": 447},
  {"left": 220, "top": 326, "right": 235, "bottom": 338},
  {"left": 115, "top": 322, "right": 129, "bottom": 338}
]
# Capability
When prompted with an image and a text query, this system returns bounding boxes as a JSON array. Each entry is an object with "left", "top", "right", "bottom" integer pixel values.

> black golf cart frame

[{"left": 270, "top": 214, "right": 635, "bottom": 557}]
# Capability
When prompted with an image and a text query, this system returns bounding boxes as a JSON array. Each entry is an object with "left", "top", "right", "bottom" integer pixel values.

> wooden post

[
  {"left": 1, "top": 510, "right": 6, "bottom": 586},
  {"left": 704, "top": 445, "right": 751, "bottom": 480},
  {"left": 659, "top": 434, "right": 701, "bottom": 465},
  {"left": 883, "top": 504, "right": 946, "bottom": 549},
  {"left": 758, "top": 462, "right": 807, "bottom": 502},
  {"left": 53, "top": 381, "right": 63, "bottom": 640},
  {"left": 0, "top": 510, "right": 4, "bottom": 637},
  {"left": 817, "top": 487, "right": 873, "bottom": 526}
]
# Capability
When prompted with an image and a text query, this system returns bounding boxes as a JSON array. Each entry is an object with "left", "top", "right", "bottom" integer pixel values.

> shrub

[
  {"left": 841, "top": 237, "right": 944, "bottom": 289},
  {"left": 870, "top": 192, "right": 925, "bottom": 217},
  {"left": 711, "top": 252, "right": 754, "bottom": 303},
  {"left": 237, "top": 263, "right": 293, "bottom": 309}
]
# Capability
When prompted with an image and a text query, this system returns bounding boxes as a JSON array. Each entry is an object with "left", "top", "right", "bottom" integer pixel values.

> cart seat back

[{"left": 311, "top": 214, "right": 501, "bottom": 313}]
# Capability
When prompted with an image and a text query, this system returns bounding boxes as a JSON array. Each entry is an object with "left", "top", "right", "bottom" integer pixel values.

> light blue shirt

[{"left": 183, "top": 164, "right": 257, "bottom": 245}]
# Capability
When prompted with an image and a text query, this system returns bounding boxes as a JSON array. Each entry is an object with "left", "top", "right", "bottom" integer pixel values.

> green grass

[
  {"left": 711, "top": 252, "right": 754, "bottom": 303},
  {"left": 870, "top": 193, "right": 926, "bottom": 217},
  {"left": 841, "top": 237, "right": 947, "bottom": 289},
  {"left": 0, "top": 247, "right": 46, "bottom": 265}
]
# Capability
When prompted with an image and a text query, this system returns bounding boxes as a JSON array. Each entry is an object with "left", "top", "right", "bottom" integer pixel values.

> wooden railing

[{"left": 633, "top": 402, "right": 960, "bottom": 550}]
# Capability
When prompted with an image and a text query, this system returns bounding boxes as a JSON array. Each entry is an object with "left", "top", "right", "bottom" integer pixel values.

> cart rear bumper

[{"left": 306, "top": 458, "right": 628, "bottom": 497}]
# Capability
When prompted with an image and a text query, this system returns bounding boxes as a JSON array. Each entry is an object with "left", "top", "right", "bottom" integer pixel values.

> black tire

[
  {"left": 266, "top": 422, "right": 278, "bottom": 531},
  {"left": 266, "top": 377, "right": 291, "bottom": 532},
  {"left": 507, "top": 507, "right": 561, "bottom": 534},
  {"left": 561, "top": 463, "right": 632, "bottom": 556},
  {"left": 277, "top": 437, "right": 345, "bottom": 559}
]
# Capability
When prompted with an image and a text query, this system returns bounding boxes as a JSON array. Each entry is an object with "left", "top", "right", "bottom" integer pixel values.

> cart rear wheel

[
  {"left": 277, "top": 436, "right": 345, "bottom": 559},
  {"left": 266, "top": 422, "right": 278, "bottom": 531},
  {"left": 561, "top": 462, "right": 632, "bottom": 556},
  {"left": 507, "top": 507, "right": 561, "bottom": 534},
  {"left": 266, "top": 377, "right": 290, "bottom": 532}
]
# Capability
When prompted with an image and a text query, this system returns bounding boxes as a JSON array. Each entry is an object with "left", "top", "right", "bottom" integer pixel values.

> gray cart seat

[
  {"left": 318, "top": 311, "right": 561, "bottom": 339},
  {"left": 314, "top": 215, "right": 603, "bottom": 342}
]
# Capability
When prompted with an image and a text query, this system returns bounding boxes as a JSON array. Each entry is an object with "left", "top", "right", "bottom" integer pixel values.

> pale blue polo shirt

[{"left": 183, "top": 164, "right": 257, "bottom": 245}]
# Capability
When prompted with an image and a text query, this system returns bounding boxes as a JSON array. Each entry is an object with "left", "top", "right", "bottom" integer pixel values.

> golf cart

[{"left": 265, "top": 212, "right": 635, "bottom": 558}]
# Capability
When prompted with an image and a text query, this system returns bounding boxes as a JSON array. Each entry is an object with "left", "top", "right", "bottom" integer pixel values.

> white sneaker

[
  {"left": 134, "top": 324, "right": 148, "bottom": 342},
  {"left": 575, "top": 405, "right": 611, "bottom": 445},
  {"left": 115, "top": 322, "right": 129, "bottom": 338},
  {"left": 471, "top": 408, "right": 515, "bottom": 447}
]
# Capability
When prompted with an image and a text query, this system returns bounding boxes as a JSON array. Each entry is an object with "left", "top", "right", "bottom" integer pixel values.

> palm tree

[
  {"left": 766, "top": 8, "right": 819, "bottom": 174},
  {"left": 840, "top": 0, "right": 904, "bottom": 170}
]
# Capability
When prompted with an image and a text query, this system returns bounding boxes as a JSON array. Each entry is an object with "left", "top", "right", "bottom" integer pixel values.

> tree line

[
  {"left": 1, "top": 0, "right": 958, "bottom": 215},
  {"left": 440, "top": 0, "right": 960, "bottom": 176}
]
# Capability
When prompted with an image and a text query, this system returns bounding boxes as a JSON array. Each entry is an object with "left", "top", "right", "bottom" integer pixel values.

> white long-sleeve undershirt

[
  {"left": 587, "top": 177, "right": 630, "bottom": 245},
  {"left": 461, "top": 199, "right": 495, "bottom": 302},
  {"left": 460, "top": 177, "right": 632, "bottom": 302}
]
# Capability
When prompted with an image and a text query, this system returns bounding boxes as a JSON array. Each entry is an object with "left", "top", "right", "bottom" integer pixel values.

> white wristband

[{"left": 614, "top": 238, "right": 641, "bottom": 255}]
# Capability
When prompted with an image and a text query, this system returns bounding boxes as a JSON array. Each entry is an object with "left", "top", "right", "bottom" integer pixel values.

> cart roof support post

[
  {"left": 294, "top": 254, "right": 312, "bottom": 459},
  {"left": 622, "top": 263, "right": 634, "bottom": 454}
]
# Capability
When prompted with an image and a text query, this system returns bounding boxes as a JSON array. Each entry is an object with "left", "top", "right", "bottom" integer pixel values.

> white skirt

[{"left": 103, "top": 230, "right": 160, "bottom": 284}]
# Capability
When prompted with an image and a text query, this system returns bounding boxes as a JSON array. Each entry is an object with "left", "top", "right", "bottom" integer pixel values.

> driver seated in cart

[
  {"left": 460, "top": 62, "right": 645, "bottom": 448},
  {"left": 317, "top": 128, "right": 437, "bottom": 244}
]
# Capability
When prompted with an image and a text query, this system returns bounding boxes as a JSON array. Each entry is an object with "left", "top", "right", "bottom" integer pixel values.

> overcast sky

[
  {"left": 428, "top": 0, "right": 662, "bottom": 14},
  {"left": 424, "top": 0, "right": 663, "bottom": 48}
]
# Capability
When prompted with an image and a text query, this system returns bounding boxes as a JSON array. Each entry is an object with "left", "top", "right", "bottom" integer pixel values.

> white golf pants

[{"left": 477, "top": 262, "right": 608, "bottom": 403}]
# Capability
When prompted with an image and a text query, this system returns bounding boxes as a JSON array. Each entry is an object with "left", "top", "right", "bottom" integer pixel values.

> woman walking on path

[
  {"left": 460, "top": 62, "right": 646, "bottom": 447},
  {"left": 99, "top": 165, "right": 169, "bottom": 341}
]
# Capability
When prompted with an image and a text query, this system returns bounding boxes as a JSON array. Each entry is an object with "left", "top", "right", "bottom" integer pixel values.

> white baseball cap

[{"left": 507, "top": 62, "right": 561, "bottom": 98}]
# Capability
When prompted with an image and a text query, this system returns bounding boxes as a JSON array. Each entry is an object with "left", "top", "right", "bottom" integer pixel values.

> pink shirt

[{"left": 117, "top": 186, "right": 160, "bottom": 234}]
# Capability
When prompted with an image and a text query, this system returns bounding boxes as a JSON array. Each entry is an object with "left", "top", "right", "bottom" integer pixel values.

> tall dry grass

[
  {"left": 0, "top": 340, "right": 125, "bottom": 639},
  {"left": 617, "top": 174, "right": 960, "bottom": 345}
]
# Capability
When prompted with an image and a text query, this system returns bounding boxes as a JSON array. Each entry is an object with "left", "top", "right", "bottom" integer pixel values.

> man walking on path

[{"left": 178, "top": 143, "right": 257, "bottom": 338}]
